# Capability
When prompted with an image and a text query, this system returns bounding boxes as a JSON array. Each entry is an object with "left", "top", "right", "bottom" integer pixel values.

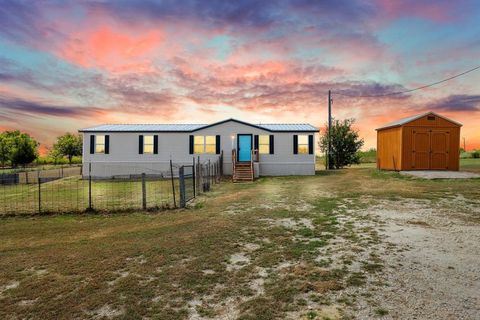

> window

[
  {"left": 259, "top": 135, "right": 270, "bottom": 154},
  {"left": 194, "top": 136, "right": 204, "bottom": 153},
  {"left": 143, "top": 135, "right": 154, "bottom": 154},
  {"left": 95, "top": 135, "right": 105, "bottom": 153},
  {"left": 205, "top": 136, "right": 216, "bottom": 154},
  {"left": 194, "top": 135, "right": 216, "bottom": 154},
  {"left": 297, "top": 135, "right": 309, "bottom": 154}
]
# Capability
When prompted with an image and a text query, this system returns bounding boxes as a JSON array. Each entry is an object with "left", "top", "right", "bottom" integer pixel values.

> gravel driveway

[
  {"left": 353, "top": 198, "right": 480, "bottom": 319},
  {"left": 400, "top": 170, "right": 480, "bottom": 179}
]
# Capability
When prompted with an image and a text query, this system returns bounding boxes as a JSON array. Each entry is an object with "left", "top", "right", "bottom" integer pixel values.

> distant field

[
  {"left": 460, "top": 158, "right": 480, "bottom": 173},
  {"left": 317, "top": 158, "right": 480, "bottom": 172},
  {"left": 0, "top": 164, "right": 81, "bottom": 174}
]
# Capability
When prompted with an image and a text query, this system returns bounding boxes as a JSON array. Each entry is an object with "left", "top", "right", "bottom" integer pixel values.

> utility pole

[
  {"left": 327, "top": 90, "right": 333, "bottom": 169},
  {"left": 463, "top": 137, "right": 466, "bottom": 151}
]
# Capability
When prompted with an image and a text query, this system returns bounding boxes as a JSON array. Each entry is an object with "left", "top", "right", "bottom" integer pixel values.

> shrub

[{"left": 319, "top": 118, "right": 364, "bottom": 169}]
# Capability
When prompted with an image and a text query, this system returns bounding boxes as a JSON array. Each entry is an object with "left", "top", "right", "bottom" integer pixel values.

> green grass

[
  {"left": 357, "top": 149, "right": 377, "bottom": 163},
  {"left": 0, "top": 161, "right": 479, "bottom": 319},
  {"left": 460, "top": 158, "right": 480, "bottom": 173}
]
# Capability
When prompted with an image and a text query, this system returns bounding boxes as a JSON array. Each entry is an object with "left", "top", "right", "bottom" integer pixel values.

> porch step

[{"left": 233, "top": 162, "right": 254, "bottom": 182}]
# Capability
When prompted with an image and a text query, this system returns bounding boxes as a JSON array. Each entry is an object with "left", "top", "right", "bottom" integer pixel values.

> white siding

[{"left": 82, "top": 120, "right": 315, "bottom": 177}]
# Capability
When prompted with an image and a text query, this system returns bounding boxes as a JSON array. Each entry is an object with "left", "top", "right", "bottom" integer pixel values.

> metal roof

[
  {"left": 257, "top": 123, "right": 318, "bottom": 131},
  {"left": 376, "top": 111, "right": 462, "bottom": 130},
  {"left": 80, "top": 124, "right": 207, "bottom": 132},
  {"left": 79, "top": 119, "right": 318, "bottom": 133}
]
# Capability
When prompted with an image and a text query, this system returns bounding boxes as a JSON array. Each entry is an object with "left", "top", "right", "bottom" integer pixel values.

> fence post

[
  {"left": 170, "top": 160, "right": 177, "bottom": 208},
  {"left": 38, "top": 177, "right": 41, "bottom": 214},
  {"left": 197, "top": 156, "right": 200, "bottom": 194},
  {"left": 220, "top": 150, "right": 223, "bottom": 176},
  {"left": 192, "top": 157, "right": 196, "bottom": 198},
  {"left": 179, "top": 166, "right": 185, "bottom": 208},
  {"left": 142, "top": 173, "right": 147, "bottom": 210},
  {"left": 208, "top": 159, "right": 211, "bottom": 190},
  {"left": 88, "top": 163, "right": 92, "bottom": 210}
]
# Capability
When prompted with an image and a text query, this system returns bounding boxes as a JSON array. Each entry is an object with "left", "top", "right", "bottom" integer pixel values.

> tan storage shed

[{"left": 376, "top": 112, "right": 462, "bottom": 171}]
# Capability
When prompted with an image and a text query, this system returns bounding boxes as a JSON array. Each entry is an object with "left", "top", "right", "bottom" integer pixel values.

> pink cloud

[{"left": 58, "top": 25, "right": 163, "bottom": 73}]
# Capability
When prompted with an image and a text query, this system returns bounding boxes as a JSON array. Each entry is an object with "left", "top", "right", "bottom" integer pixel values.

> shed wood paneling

[
  {"left": 376, "top": 127, "right": 402, "bottom": 170},
  {"left": 377, "top": 112, "right": 461, "bottom": 171}
]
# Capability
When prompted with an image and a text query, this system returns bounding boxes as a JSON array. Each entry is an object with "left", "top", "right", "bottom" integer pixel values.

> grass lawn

[
  {"left": 0, "top": 159, "right": 479, "bottom": 319},
  {"left": 459, "top": 158, "right": 480, "bottom": 173}
]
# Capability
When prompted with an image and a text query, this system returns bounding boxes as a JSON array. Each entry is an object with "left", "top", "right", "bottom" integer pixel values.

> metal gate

[{"left": 179, "top": 165, "right": 195, "bottom": 207}]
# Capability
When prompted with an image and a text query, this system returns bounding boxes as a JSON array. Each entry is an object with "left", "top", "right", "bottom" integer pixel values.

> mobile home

[{"left": 80, "top": 119, "right": 318, "bottom": 180}]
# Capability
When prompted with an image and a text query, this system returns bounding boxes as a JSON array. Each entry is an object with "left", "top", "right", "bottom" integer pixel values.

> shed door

[
  {"left": 430, "top": 131, "right": 450, "bottom": 170},
  {"left": 412, "top": 130, "right": 430, "bottom": 169}
]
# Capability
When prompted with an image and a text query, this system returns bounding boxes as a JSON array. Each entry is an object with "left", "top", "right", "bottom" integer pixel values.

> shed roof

[
  {"left": 79, "top": 118, "right": 318, "bottom": 133},
  {"left": 376, "top": 111, "right": 462, "bottom": 130}
]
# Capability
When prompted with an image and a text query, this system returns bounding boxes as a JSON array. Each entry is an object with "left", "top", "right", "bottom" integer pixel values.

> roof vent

[{"left": 427, "top": 116, "right": 436, "bottom": 121}]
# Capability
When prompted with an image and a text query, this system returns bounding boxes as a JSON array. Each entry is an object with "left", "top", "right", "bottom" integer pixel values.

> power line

[{"left": 333, "top": 65, "right": 480, "bottom": 98}]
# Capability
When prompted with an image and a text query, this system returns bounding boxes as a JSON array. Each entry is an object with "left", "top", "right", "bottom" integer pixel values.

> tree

[
  {"left": 0, "top": 132, "right": 12, "bottom": 167},
  {"left": 8, "top": 131, "right": 39, "bottom": 167},
  {"left": 48, "top": 147, "right": 63, "bottom": 165},
  {"left": 53, "top": 133, "right": 82, "bottom": 164},
  {"left": 319, "top": 118, "right": 364, "bottom": 169}
]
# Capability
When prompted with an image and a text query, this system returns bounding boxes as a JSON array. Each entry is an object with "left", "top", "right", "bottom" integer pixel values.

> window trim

[
  {"left": 193, "top": 135, "right": 205, "bottom": 154},
  {"left": 205, "top": 135, "right": 216, "bottom": 154},
  {"left": 258, "top": 135, "right": 270, "bottom": 154},
  {"left": 143, "top": 135, "right": 155, "bottom": 154},
  {"left": 95, "top": 135, "right": 105, "bottom": 154},
  {"left": 297, "top": 135, "right": 309, "bottom": 154},
  {"left": 193, "top": 135, "right": 217, "bottom": 154}
]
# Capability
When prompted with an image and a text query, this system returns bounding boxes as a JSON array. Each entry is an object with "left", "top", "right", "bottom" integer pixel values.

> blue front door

[{"left": 238, "top": 135, "right": 252, "bottom": 162}]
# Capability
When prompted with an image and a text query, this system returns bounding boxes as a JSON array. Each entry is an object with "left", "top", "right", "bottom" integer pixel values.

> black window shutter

[
  {"left": 216, "top": 135, "right": 221, "bottom": 154},
  {"left": 105, "top": 135, "right": 110, "bottom": 154},
  {"left": 254, "top": 135, "right": 259, "bottom": 150},
  {"left": 293, "top": 135, "right": 298, "bottom": 154},
  {"left": 189, "top": 135, "right": 194, "bottom": 154},
  {"left": 139, "top": 135, "right": 144, "bottom": 154},
  {"left": 153, "top": 135, "right": 158, "bottom": 154},
  {"left": 269, "top": 135, "right": 274, "bottom": 154},
  {"left": 308, "top": 135, "right": 314, "bottom": 154},
  {"left": 90, "top": 135, "right": 95, "bottom": 154}
]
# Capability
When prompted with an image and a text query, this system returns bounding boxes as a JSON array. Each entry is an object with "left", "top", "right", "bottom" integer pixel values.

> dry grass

[{"left": 0, "top": 160, "right": 479, "bottom": 319}]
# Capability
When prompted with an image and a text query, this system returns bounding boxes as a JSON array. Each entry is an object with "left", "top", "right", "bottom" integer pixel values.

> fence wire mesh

[{"left": 0, "top": 155, "right": 223, "bottom": 215}]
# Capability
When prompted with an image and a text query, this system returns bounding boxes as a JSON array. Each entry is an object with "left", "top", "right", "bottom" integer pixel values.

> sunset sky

[{"left": 1, "top": 0, "right": 479, "bottom": 153}]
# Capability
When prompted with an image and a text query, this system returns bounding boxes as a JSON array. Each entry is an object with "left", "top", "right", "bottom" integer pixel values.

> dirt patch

[
  {"left": 107, "top": 271, "right": 130, "bottom": 286},
  {"left": 261, "top": 217, "right": 314, "bottom": 230},
  {"left": 349, "top": 198, "right": 480, "bottom": 319},
  {"left": 0, "top": 280, "right": 19, "bottom": 297},
  {"left": 88, "top": 304, "right": 124, "bottom": 319},
  {"left": 226, "top": 253, "right": 250, "bottom": 271}
]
